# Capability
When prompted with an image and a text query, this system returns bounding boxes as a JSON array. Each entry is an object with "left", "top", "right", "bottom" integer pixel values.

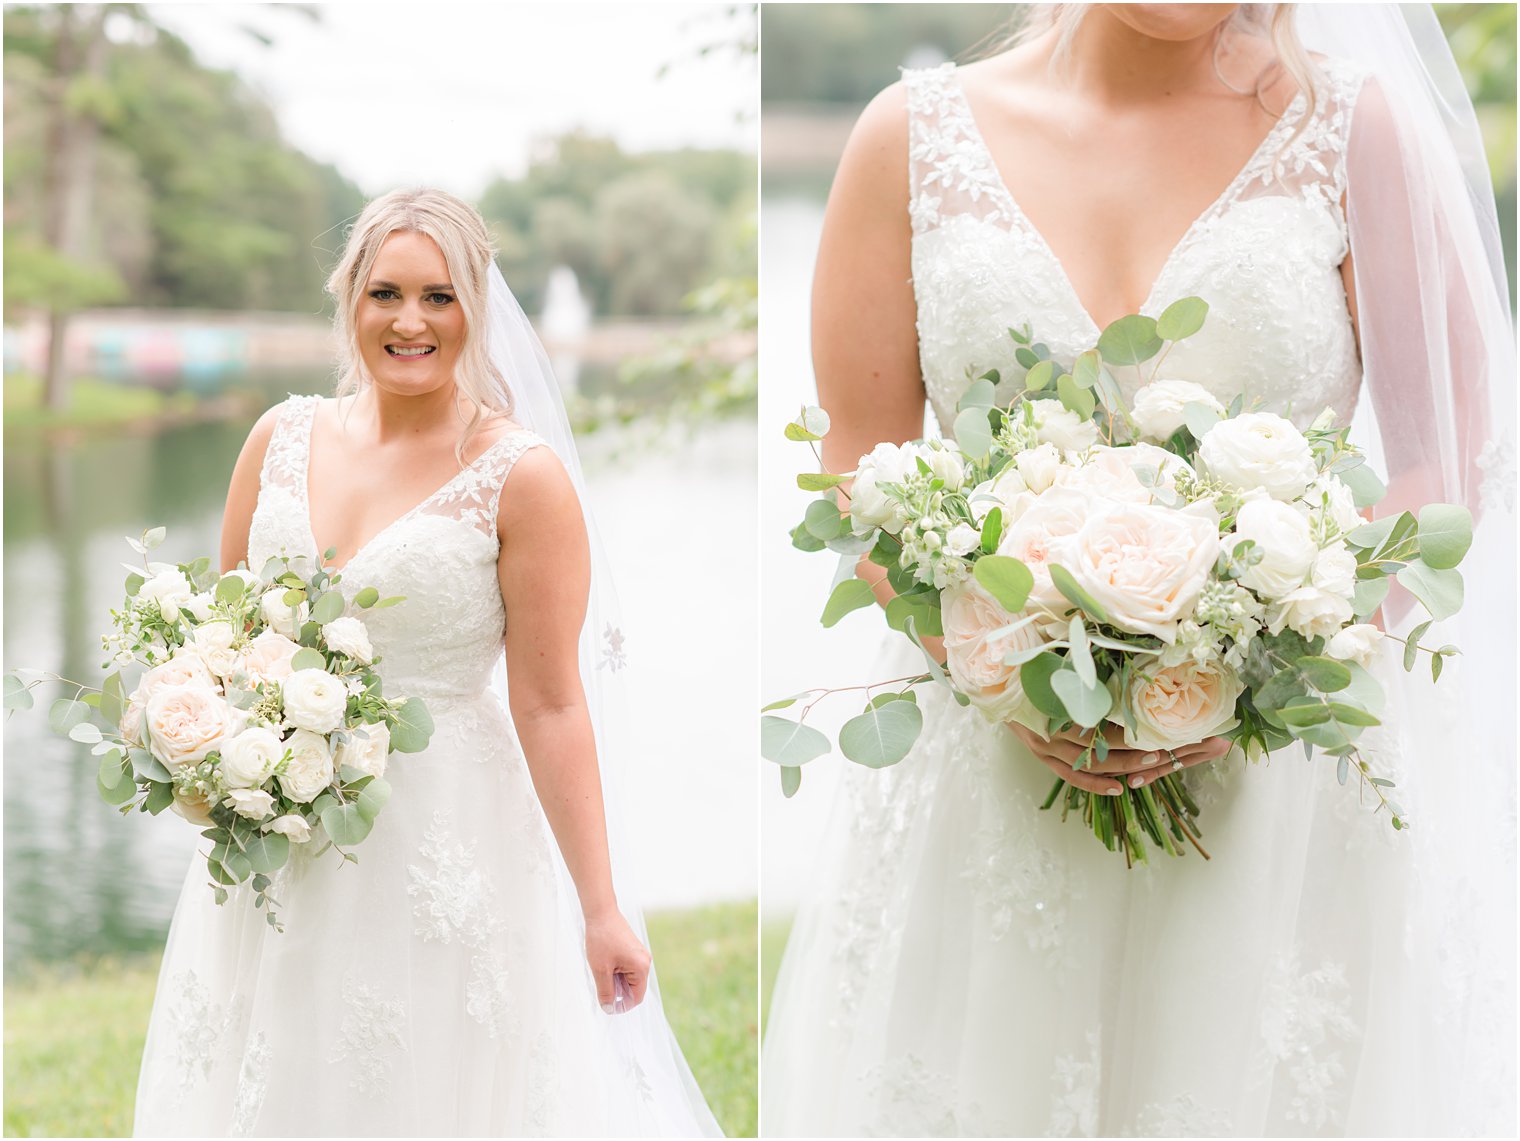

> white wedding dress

[
  {"left": 762, "top": 60, "right": 1514, "bottom": 1137},
  {"left": 134, "top": 394, "right": 720, "bottom": 1137}
]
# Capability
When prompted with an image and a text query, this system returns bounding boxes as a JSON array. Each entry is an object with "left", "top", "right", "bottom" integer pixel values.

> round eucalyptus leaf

[
  {"left": 244, "top": 831, "right": 291, "bottom": 875},
  {"left": 1416, "top": 503, "right": 1473, "bottom": 570},
  {"left": 973, "top": 556, "right": 1034, "bottom": 614},
  {"left": 1297, "top": 656, "right": 1352, "bottom": 693},
  {"left": 760, "top": 716, "right": 830, "bottom": 766},
  {"left": 3, "top": 674, "right": 33, "bottom": 712},
  {"left": 1396, "top": 562, "right": 1464, "bottom": 621},
  {"left": 356, "top": 777, "right": 392, "bottom": 823},
  {"left": 1155, "top": 296, "right": 1209, "bottom": 342},
  {"left": 821, "top": 578, "right": 876, "bottom": 628},
  {"left": 780, "top": 766, "right": 803, "bottom": 798},
  {"left": 311, "top": 590, "right": 347, "bottom": 625},
  {"left": 355, "top": 586, "right": 381, "bottom": 609},
  {"left": 390, "top": 697, "right": 435, "bottom": 754},
  {"left": 953, "top": 407, "right": 994, "bottom": 457},
  {"left": 290, "top": 648, "right": 326, "bottom": 673},
  {"left": 839, "top": 700, "right": 923, "bottom": 769},
  {"left": 1050, "top": 668, "right": 1113, "bottom": 728},
  {"left": 320, "top": 802, "right": 373, "bottom": 847},
  {"left": 1096, "top": 314, "right": 1162, "bottom": 365},
  {"left": 49, "top": 697, "right": 89, "bottom": 736}
]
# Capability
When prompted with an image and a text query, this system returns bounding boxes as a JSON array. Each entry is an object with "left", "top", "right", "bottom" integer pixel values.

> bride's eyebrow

[{"left": 366, "top": 278, "right": 455, "bottom": 291}]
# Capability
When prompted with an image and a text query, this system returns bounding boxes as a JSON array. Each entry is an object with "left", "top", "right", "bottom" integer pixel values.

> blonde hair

[
  {"left": 324, "top": 187, "right": 512, "bottom": 463},
  {"left": 998, "top": 4, "right": 1322, "bottom": 148}
]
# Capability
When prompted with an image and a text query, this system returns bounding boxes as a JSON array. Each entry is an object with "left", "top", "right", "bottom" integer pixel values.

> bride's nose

[{"left": 392, "top": 304, "right": 427, "bottom": 337}]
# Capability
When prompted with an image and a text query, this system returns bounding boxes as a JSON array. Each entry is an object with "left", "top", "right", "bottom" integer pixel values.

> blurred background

[
  {"left": 3, "top": 3, "right": 756, "bottom": 1135},
  {"left": 758, "top": 2, "right": 1517, "bottom": 1024}
]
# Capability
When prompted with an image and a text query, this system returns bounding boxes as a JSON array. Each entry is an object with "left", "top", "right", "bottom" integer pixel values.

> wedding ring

[{"left": 1170, "top": 752, "right": 1183, "bottom": 771}]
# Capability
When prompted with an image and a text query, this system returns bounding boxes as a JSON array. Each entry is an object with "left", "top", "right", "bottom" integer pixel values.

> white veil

[
  {"left": 1298, "top": 5, "right": 1516, "bottom": 1132},
  {"left": 483, "top": 261, "right": 722, "bottom": 1135}
]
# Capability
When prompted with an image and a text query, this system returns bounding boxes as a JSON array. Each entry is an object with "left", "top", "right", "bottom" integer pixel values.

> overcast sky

[{"left": 142, "top": 2, "right": 756, "bottom": 197}]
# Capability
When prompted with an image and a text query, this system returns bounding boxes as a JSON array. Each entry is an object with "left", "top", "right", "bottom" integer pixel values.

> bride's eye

[
  {"left": 427, "top": 292, "right": 455, "bottom": 306},
  {"left": 368, "top": 288, "right": 398, "bottom": 302}
]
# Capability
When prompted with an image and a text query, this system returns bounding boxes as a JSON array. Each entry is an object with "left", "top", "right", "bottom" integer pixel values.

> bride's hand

[
  {"left": 585, "top": 908, "right": 652, "bottom": 1015},
  {"left": 1006, "top": 722, "right": 1233, "bottom": 794}
]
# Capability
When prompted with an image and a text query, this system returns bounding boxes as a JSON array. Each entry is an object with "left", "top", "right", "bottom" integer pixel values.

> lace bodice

[
  {"left": 247, "top": 394, "right": 546, "bottom": 702},
  {"left": 906, "top": 59, "right": 1367, "bottom": 432}
]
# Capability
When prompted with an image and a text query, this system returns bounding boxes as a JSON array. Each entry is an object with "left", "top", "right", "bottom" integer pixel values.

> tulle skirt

[
  {"left": 762, "top": 630, "right": 1513, "bottom": 1137},
  {"left": 134, "top": 693, "right": 720, "bottom": 1137}
]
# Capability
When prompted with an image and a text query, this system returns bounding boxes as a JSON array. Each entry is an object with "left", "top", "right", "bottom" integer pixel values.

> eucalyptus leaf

[
  {"left": 1339, "top": 462, "right": 1387, "bottom": 509},
  {"left": 1297, "top": 656, "right": 1352, "bottom": 693},
  {"left": 355, "top": 586, "right": 380, "bottom": 609},
  {"left": 1325, "top": 702, "right": 1381, "bottom": 727},
  {"left": 798, "top": 471, "right": 847, "bottom": 492},
  {"left": 1057, "top": 373, "right": 1096, "bottom": 421},
  {"left": 980, "top": 506, "right": 1003, "bottom": 554},
  {"left": 1024, "top": 359, "right": 1055, "bottom": 392},
  {"left": 1072, "top": 350, "right": 1101, "bottom": 390},
  {"left": 1047, "top": 564, "right": 1111, "bottom": 624},
  {"left": 1068, "top": 616, "right": 1095, "bottom": 687},
  {"left": 839, "top": 700, "right": 923, "bottom": 769},
  {"left": 1155, "top": 296, "right": 1209, "bottom": 342},
  {"left": 790, "top": 522, "right": 826, "bottom": 553},
  {"left": 100, "top": 671, "right": 126, "bottom": 726},
  {"left": 290, "top": 648, "right": 325, "bottom": 673},
  {"left": 356, "top": 777, "right": 392, "bottom": 823},
  {"left": 1348, "top": 515, "right": 1397, "bottom": 552},
  {"left": 1096, "top": 314, "right": 1163, "bottom": 365},
  {"left": 1416, "top": 503, "right": 1473, "bottom": 570},
  {"left": 97, "top": 751, "right": 129, "bottom": 790},
  {"left": 780, "top": 766, "right": 802, "bottom": 798},
  {"left": 3, "top": 674, "right": 33, "bottom": 711},
  {"left": 761, "top": 694, "right": 805, "bottom": 713},
  {"left": 1350, "top": 576, "right": 1389, "bottom": 619},
  {"left": 311, "top": 591, "right": 346, "bottom": 625},
  {"left": 69, "top": 721, "right": 103, "bottom": 744},
  {"left": 1278, "top": 702, "right": 1333, "bottom": 727},
  {"left": 803, "top": 498, "right": 846, "bottom": 542},
  {"left": 390, "top": 697, "right": 435, "bottom": 753},
  {"left": 216, "top": 575, "right": 246, "bottom": 605},
  {"left": 244, "top": 831, "right": 291, "bottom": 875},
  {"left": 1183, "top": 401, "right": 1222, "bottom": 441},
  {"left": 130, "top": 748, "right": 173, "bottom": 783},
  {"left": 821, "top": 578, "right": 876, "bottom": 628},
  {"left": 144, "top": 781, "right": 174, "bottom": 815},
  {"left": 1396, "top": 562, "right": 1463, "bottom": 621},
  {"left": 1019, "top": 652, "right": 1067, "bottom": 721},
  {"left": 958, "top": 378, "right": 996, "bottom": 410},
  {"left": 800, "top": 406, "right": 831, "bottom": 437},
  {"left": 1051, "top": 668, "right": 1113, "bottom": 728},
  {"left": 953, "top": 408, "right": 994, "bottom": 457},
  {"left": 49, "top": 697, "right": 89, "bottom": 736},
  {"left": 884, "top": 591, "right": 943, "bottom": 637},
  {"left": 973, "top": 556, "right": 1034, "bottom": 614},
  {"left": 1404, "top": 620, "right": 1433, "bottom": 671},
  {"left": 320, "top": 802, "right": 373, "bottom": 847},
  {"left": 143, "top": 526, "right": 167, "bottom": 550},
  {"left": 760, "top": 716, "right": 830, "bottom": 766}
]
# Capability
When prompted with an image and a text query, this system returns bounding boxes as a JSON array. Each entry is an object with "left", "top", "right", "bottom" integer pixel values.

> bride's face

[
  {"left": 1100, "top": 4, "right": 1240, "bottom": 42},
  {"left": 355, "top": 230, "right": 467, "bottom": 397}
]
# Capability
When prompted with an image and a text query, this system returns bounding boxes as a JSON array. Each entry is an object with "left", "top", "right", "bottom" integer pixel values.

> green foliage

[
  {"left": 760, "top": 715, "right": 830, "bottom": 766},
  {"left": 838, "top": 698, "right": 923, "bottom": 768}
]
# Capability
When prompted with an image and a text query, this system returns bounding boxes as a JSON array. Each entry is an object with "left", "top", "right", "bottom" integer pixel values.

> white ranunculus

[
  {"left": 191, "top": 620, "right": 240, "bottom": 678},
  {"left": 281, "top": 668, "right": 348, "bottom": 734},
  {"left": 1198, "top": 413, "right": 1317, "bottom": 501},
  {"left": 278, "top": 728, "right": 335, "bottom": 803},
  {"left": 1267, "top": 585, "right": 1355, "bottom": 640},
  {"left": 1032, "top": 403, "right": 1100, "bottom": 451},
  {"left": 998, "top": 488, "right": 1090, "bottom": 624},
  {"left": 183, "top": 592, "right": 216, "bottom": 623},
  {"left": 237, "top": 629, "right": 302, "bottom": 688},
  {"left": 335, "top": 721, "right": 390, "bottom": 780},
  {"left": 219, "top": 726, "right": 286, "bottom": 789},
  {"left": 1306, "top": 474, "right": 1362, "bottom": 535},
  {"left": 926, "top": 445, "right": 965, "bottom": 490},
  {"left": 1014, "top": 442, "right": 1064, "bottom": 493},
  {"left": 1309, "top": 545, "right": 1358, "bottom": 600},
  {"left": 1116, "top": 659, "right": 1243, "bottom": 751},
  {"left": 941, "top": 579, "right": 1049, "bottom": 725},
  {"left": 1231, "top": 498, "right": 1317, "bottom": 600},
  {"left": 1131, "top": 379, "right": 1225, "bottom": 441},
  {"left": 944, "top": 523, "right": 981, "bottom": 557},
  {"left": 144, "top": 684, "right": 242, "bottom": 770},
  {"left": 1326, "top": 624, "right": 1385, "bottom": 668},
  {"left": 259, "top": 588, "right": 310, "bottom": 640},
  {"left": 138, "top": 569, "right": 194, "bottom": 623},
  {"left": 264, "top": 813, "right": 312, "bottom": 843},
  {"left": 321, "top": 616, "right": 374, "bottom": 665},
  {"left": 1064, "top": 502, "right": 1219, "bottom": 642},
  {"left": 1053, "top": 449, "right": 1152, "bottom": 504},
  {"left": 223, "top": 787, "right": 275, "bottom": 821},
  {"left": 968, "top": 468, "right": 1031, "bottom": 523}
]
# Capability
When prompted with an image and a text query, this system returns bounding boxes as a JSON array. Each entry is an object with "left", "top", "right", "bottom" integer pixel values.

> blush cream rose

[
  {"left": 942, "top": 579, "right": 1047, "bottom": 727},
  {"left": 1116, "top": 659, "right": 1244, "bottom": 752}
]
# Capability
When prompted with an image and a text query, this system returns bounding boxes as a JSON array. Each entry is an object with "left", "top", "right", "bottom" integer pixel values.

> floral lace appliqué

[
  {"left": 1255, "top": 949, "right": 1360, "bottom": 1129},
  {"left": 1047, "top": 1030, "right": 1101, "bottom": 1138},
  {"left": 330, "top": 977, "right": 407, "bottom": 1095},
  {"left": 229, "top": 1030, "right": 271, "bottom": 1137},
  {"left": 165, "top": 969, "right": 237, "bottom": 1102},
  {"left": 599, "top": 623, "right": 628, "bottom": 672}
]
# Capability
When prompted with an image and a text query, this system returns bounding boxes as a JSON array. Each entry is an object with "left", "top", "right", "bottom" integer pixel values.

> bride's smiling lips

[{"left": 385, "top": 342, "right": 437, "bottom": 359}]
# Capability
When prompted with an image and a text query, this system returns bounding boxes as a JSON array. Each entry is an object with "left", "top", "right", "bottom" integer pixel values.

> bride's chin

[{"left": 1101, "top": 3, "right": 1239, "bottom": 42}]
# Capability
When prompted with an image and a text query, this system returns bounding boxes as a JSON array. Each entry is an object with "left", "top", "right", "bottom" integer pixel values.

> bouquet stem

[{"left": 1040, "top": 772, "right": 1208, "bottom": 865}]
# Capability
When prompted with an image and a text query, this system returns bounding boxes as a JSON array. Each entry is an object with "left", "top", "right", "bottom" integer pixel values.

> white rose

[
  {"left": 321, "top": 616, "right": 374, "bottom": 665},
  {"left": 1266, "top": 585, "right": 1355, "bottom": 640},
  {"left": 997, "top": 488, "right": 1089, "bottom": 624},
  {"left": 969, "top": 468, "right": 1036, "bottom": 525},
  {"left": 237, "top": 629, "right": 302, "bottom": 688},
  {"left": 1306, "top": 474, "right": 1362, "bottom": 535},
  {"left": 191, "top": 620, "right": 240, "bottom": 679},
  {"left": 1104, "top": 443, "right": 1195, "bottom": 496},
  {"left": 1032, "top": 403, "right": 1100, "bottom": 451},
  {"left": 259, "top": 588, "right": 310, "bottom": 640},
  {"left": 849, "top": 443, "right": 915, "bottom": 533},
  {"left": 281, "top": 668, "right": 348, "bottom": 734},
  {"left": 264, "top": 813, "right": 313, "bottom": 843},
  {"left": 941, "top": 579, "right": 1049, "bottom": 725},
  {"left": 1131, "top": 379, "right": 1225, "bottom": 441},
  {"left": 1309, "top": 545, "right": 1357, "bottom": 600},
  {"left": 138, "top": 569, "right": 194, "bottom": 623},
  {"left": 1116, "top": 659, "right": 1243, "bottom": 751},
  {"left": 1326, "top": 624, "right": 1385, "bottom": 668},
  {"left": 219, "top": 726, "right": 285, "bottom": 789},
  {"left": 144, "top": 684, "right": 242, "bottom": 770},
  {"left": 1014, "top": 442, "right": 1065, "bottom": 494},
  {"left": 334, "top": 721, "right": 390, "bottom": 780},
  {"left": 223, "top": 787, "right": 275, "bottom": 821},
  {"left": 1064, "top": 502, "right": 1220, "bottom": 642},
  {"left": 1053, "top": 449, "right": 1152, "bottom": 504},
  {"left": 1198, "top": 413, "right": 1317, "bottom": 501},
  {"left": 183, "top": 592, "right": 216, "bottom": 623},
  {"left": 1231, "top": 498, "right": 1317, "bottom": 600},
  {"left": 926, "top": 446, "right": 965, "bottom": 490},
  {"left": 278, "top": 728, "right": 335, "bottom": 803}
]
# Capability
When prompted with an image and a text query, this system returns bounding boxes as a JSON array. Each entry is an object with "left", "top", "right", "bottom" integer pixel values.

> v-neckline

[
  {"left": 301, "top": 398, "right": 521, "bottom": 574},
  {"left": 947, "top": 68, "right": 1306, "bottom": 334}
]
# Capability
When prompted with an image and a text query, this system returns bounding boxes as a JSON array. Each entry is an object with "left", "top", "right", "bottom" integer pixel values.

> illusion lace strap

[
  {"left": 257, "top": 394, "right": 321, "bottom": 498},
  {"left": 904, "top": 63, "right": 1015, "bottom": 235},
  {"left": 421, "top": 428, "right": 550, "bottom": 541}
]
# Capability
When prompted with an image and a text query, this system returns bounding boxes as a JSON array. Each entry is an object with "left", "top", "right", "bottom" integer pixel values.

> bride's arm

[
  {"left": 218, "top": 406, "right": 281, "bottom": 573},
  {"left": 811, "top": 85, "right": 937, "bottom": 644},
  {"left": 496, "top": 447, "right": 650, "bottom": 1012}
]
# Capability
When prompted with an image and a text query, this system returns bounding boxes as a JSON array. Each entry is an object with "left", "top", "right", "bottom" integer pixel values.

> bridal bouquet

[
  {"left": 3, "top": 529, "right": 435, "bottom": 925},
  {"left": 763, "top": 297, "right": 1471, "bottom": 864}
]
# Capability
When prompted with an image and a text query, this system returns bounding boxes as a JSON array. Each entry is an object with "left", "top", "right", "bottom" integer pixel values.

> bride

[
  {"left": 763, "top": 4, "right": 1513, "bottom": 1136},
  {"left": 133, "top": 189, "right": 721, "bottom": 1136}
]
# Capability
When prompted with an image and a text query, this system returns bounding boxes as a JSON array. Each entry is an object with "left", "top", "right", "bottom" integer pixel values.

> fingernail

[
  {"left": 1143, "top": 752, "right": 1159, "bottom": 766},
  {"left": 1129, "top": 774, "right": 1145, "bottom": 788},
  {"left": 1104, "top": 787, "right": 1123, "bottom": 796},
  {"left": 601, "top": 1002, "right": 615, "bottom": 1014}
]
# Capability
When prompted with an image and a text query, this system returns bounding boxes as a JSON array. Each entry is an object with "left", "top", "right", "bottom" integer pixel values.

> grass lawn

[
  {"left": 4, "top": 900, "right": 758, "bottom": 1138},
  {"left": 760, "top": 917, "right": 792, "bottom": 1037}
]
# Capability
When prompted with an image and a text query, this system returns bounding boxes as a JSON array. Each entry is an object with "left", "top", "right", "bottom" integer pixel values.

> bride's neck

[
  {"left": 353, "top": 383, "right": 471, "bottom": 444},
  {"left": 1058, "top": 9, "right": 1224, "bottom": 104}
]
